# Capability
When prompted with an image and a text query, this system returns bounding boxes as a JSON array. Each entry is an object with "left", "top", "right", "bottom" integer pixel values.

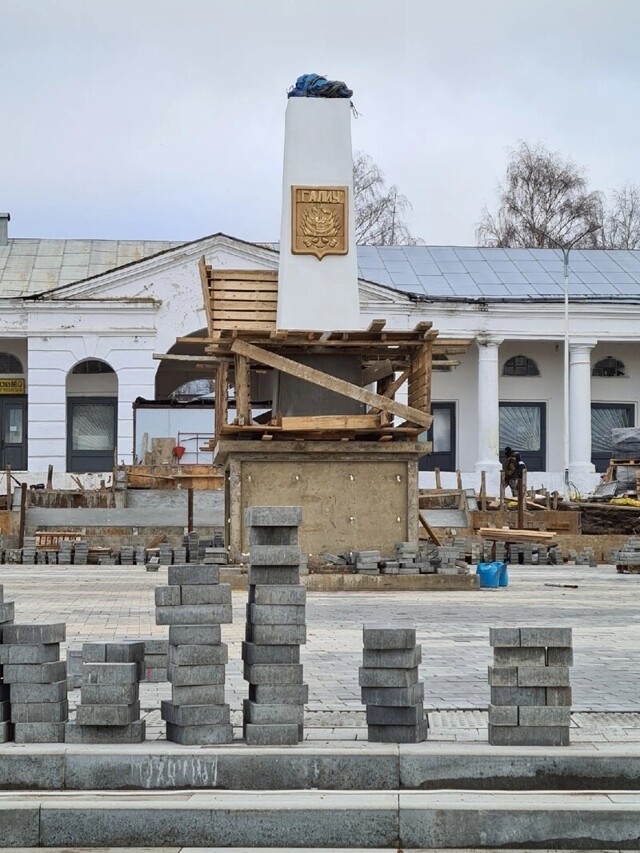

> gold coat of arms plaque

[{"left": 291, "top": 186, "right": 348, "bottom": 260}]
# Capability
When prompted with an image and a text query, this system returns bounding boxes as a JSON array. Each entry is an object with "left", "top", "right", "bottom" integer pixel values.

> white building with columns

[{"left": 1, "top": 210, "right": 639, "bottom": 496}]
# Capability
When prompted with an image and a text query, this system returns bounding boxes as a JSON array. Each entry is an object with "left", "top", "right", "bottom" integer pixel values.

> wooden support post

[
  {"left": 234, "top": 354, "right": 251, "bottom": 425},
  {"left": 187, "top": 487, "right": 194, "bottom": 533},
  {"left": 517, "top": 476, "right": 525, "bottom": 530},
  {"left": 522, "top": 467, "right": 528, "bottom": 495},
  {"left": 499, "top": 473, "right": 506, "bottom": 511},
  {"left": 46, "top": 465, "right": 53, "bottom": 490},
  {"left": 5, "top": 465, "right": 11, "bottom": 508},
  {"left": 456, "top": 469, "right": 463, "bottom": 490},
  {"left": 434, "top": 467, "right": 442, "bottom": 490},
  {"left": 18, "top": 482, "right": 27, "bottom": 549},
  {"left": 545, "top": 488, "right": 551, "bottom": 509},
  {"left": 480, "top": 470, "right": 487, "bottom": 511},
  {"left": 552, "top": 491, "right": 559, "bottom": 510},
  {"left": 215, "top": 362, "right": 228, "bottom": 438}
]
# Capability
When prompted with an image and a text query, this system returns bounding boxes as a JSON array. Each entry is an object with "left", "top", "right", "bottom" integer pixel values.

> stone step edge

[
  {"left": 2, "top": 745, "right": 640, "bottom": 792},
  {"left": 1, "top": 790, "right": 640, "bottom": 849}
]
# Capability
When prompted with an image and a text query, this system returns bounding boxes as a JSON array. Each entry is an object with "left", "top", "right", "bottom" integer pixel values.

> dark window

[
  {"left": 419, "top": 402, "right": 456, "bottom": 472},
  {"left": 591, "top": 403, "right": 634, "bottom": 472},
  {"left": 503, "top": 355, "right": 540, "bottom": 377},
  {"left": 592, "top": 357, "right": 626, "bottom": 378},
  {"left": 499, "top": 402, "right": 546, "bottom": 470},
  {"left": 72, "top": 360, "right": 115, "bottom": 375},
  {"left": 0, "top": 353, "right": 23, "bottom": 374}
]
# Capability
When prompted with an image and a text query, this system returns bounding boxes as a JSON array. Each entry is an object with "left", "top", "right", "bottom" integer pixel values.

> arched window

[
  {"left": 592, "top": 356, "right": 626, "bottom": 378},
  {"left": 0, "top": 353, "right": 23, "bottom": 374},
  {"left": 503, "top": 355, "right": 540, "bottom": 377},
  {"left": 72, "top": 359, "right": 115, "bottom": 374}
]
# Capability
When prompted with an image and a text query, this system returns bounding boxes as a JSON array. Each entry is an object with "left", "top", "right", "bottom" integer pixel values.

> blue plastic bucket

[{"left": 476, "top": 561, "right": 508, "bottom": 589}]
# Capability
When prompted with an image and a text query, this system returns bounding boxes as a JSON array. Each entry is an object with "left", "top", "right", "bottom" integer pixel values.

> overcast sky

[{"left": 3, "top": 0, "right": 639, "bottom": 245}]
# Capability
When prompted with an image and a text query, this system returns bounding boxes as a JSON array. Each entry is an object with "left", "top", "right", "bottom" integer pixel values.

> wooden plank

[
  {"left": 212, "top": 270, "right": 279, "bottom": 281},
  {"left": 279, "top": 415, "right": 382, "bottom": 431},
  {"left": 153, "top": 353, "right": 221, "bottom": 363},
  {"left": 478, "top": 527, "right": 557, "bottom": 542},
  {"left": 210, "top": 292, "right": 278, "bottom": 304},
  {"left": 234, "top": 353, "right": 251, "bottom": 424},
  {"left": 367, "top": 319, "right": 387, "bottom": 332},
  {"left": 212, "top": 309, "right": 277, "bottom": 321},
  {"left": 362, "top": 360, "right": 394, "bottom": 385},
  {"left": 212, "top": 282, "right": 278, "bottom": 295},
  {"left": 199, "top": 256, "right": 214, "bottom": 337},
  {"left": 215, "top": 362, "right": 228, "bottom": 438},
  {"left": 230, "top": 339, "right": 432, "bottom": 428}
]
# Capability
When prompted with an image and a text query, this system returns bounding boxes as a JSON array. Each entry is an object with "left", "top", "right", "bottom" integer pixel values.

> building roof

[
  {"left": 357, "top": 245, "right": 640, "bottom": 301},
  {"left": 2, "top": 236, "right": 640, "bottom": 302},
  {"left": 0, "top": 238, "right": 183, "bottom": 297}
]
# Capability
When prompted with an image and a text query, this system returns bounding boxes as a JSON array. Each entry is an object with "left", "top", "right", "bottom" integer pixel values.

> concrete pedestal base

[{"left": 215, "top": 441, "right": 427, "bottom": 562}]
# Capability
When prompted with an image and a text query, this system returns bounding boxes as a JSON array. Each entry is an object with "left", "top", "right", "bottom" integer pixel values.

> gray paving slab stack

[
  {"left": 488, "top": 626, "right": 573, "bottom": 746},
  {"left": 139, "top": 638, "right": 169, "bottom": 682},
  {"left": 0, "top": 584, "right": 16, "bottom": 741},
  {"left": 65, "top": 641, "right": 145, "bottom": 743},
  {"left": 360, "top": 625, "right": 428, "bottom": 743},
  {"left": 155, "top": 563, "right": 233, "bottom": 744},
  {"left": 0, "top": 622, "right": 67, "bottom": 742},
  {"left": 242, "top": 506, "right": 307, "bottom": 746}
]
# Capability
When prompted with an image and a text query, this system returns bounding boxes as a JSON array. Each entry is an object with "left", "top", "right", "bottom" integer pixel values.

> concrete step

[
  {"left": 2, "top": 743, "right": 640, "bottom": 792},
  {"left": 1, "top": 789, "right": 640, "bottom": 848}
]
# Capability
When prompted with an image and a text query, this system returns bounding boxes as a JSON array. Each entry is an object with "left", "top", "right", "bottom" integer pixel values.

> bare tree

[
  {"left": 477, "top": 142, "right": 602, "bottom": 248},
  {"left": 353, "top": 151, "right": 423, "bottom": 245},
  {"left": 599, "top": 183, "right": 640, "bottom": 249}
]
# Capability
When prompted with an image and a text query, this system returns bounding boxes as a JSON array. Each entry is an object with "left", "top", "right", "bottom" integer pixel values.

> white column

[
  {"left": 568, "top": 342, "right": 596, "bottom": 494},
  {"left": 475, "top": 337, "right": 503, "bottom": 493}
]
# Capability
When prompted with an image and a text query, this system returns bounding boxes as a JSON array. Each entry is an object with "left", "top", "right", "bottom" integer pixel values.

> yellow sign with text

[{"left": 0, "top": 378, "right": 25, "bottom": 395}]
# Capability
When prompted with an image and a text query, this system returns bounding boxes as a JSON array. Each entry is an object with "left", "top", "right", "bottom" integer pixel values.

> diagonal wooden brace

[{"left": 230, "top": 339, "right": 432, "bottom": 428}]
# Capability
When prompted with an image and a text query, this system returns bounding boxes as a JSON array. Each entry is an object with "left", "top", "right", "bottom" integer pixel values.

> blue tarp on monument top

[{"left": 288, "top": 74, "right": 353, "bottom": 99}]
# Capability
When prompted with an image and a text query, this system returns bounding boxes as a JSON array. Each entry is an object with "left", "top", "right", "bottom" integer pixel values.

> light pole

[{"left": 533, "top": 226, "right": 601, "bottom": 491}]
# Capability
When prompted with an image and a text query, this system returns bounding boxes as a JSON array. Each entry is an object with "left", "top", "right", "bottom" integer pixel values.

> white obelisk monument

[{"left": 276, "top": 96, "right": 361, "bottom": 330}]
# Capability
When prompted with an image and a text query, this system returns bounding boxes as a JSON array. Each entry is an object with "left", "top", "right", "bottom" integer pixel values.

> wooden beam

[
  {"left": 199, "top": 256, "right": 213, "bottom": 336},
  {"left": 419, "top": 511, "right": 442, "bottom": 546},
  {"left": 154, "top": 353, "right": 221, "bottom": 363},
  {"left": 367, "top": 319, "right": 387, "bottom": 332},
  {"left": 215, "top": 362, "right": 228, "bottom": 437},
  {"left": 279, "top": 415, "right": 382, "bottom": 431},
  {"left": 234, "top": 353, "right": 251, "bottom": 425},
  {"left": 230, "top": 339, "right": 433, "bottom": 428},
  {"left": 362, "top": 360, "right": 394, "bottom": 385}
]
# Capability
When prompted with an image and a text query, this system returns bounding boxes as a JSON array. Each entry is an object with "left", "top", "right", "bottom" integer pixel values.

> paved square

[{"left": 1, "top": 562, "right": 639, "bottom": 742}]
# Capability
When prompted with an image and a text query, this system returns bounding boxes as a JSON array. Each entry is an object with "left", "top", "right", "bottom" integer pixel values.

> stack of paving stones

[
  {"left": 360, "top": 625, "right": 428, "bottom": 743},
  {"left": 155, "top": 564, "right": 233, "bottom": 744},
  {"left": 488, "top": 626, "right": 573, "bottom": 746},
  {"left": 204, "top": 546, "right": 228, "bottom": 566},
  {"left": 73, "top": 539, "right": 88, "bottom": 565},
  {"left": 0, "top": 585, "right": 16, "bottom": 742},
  {"left": 66, "top": 641, "right": 145, "bottom": 743},
  {"left": 184, "top": 531, "right": 199, "bottom": 562},
  {"left": 22, "top": 536, "right": 37, "bottom": 565},
  {"left": 2, "top": 622, "right": 67, "bottom": 743},
  {"left": 242, "top": 506, "right": 307, "bottom": 746},
  {"left": 140, "top": 638, "right": 169, "bottom": 682},
  {"left": 173, "top": 544, "right": 188, "bottom": 563},
  {"left": 158, "top": 543, "right": 174, "bottom": 566},
  {"left": 120, "top": 545, "right": 135, "bottom": 566},
  {"left": 135, "top": 545, "right": 146, "bottom": 566},
  {"left": 354, "top": 550, "right": 381, "bottom": 575},
  {"left": 614, "top": 537, "right": 640, "bottom": 572},
  {"left": 59, "top": 540, "right": 74, "bottom": 564},
  {"left": 66, "top": 647, "right": 83, "bottom": 689}
]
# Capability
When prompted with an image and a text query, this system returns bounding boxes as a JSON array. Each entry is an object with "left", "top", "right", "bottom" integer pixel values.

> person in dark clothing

[{"left": 503, "top": 446, "right": 518, "bottom": 496}]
